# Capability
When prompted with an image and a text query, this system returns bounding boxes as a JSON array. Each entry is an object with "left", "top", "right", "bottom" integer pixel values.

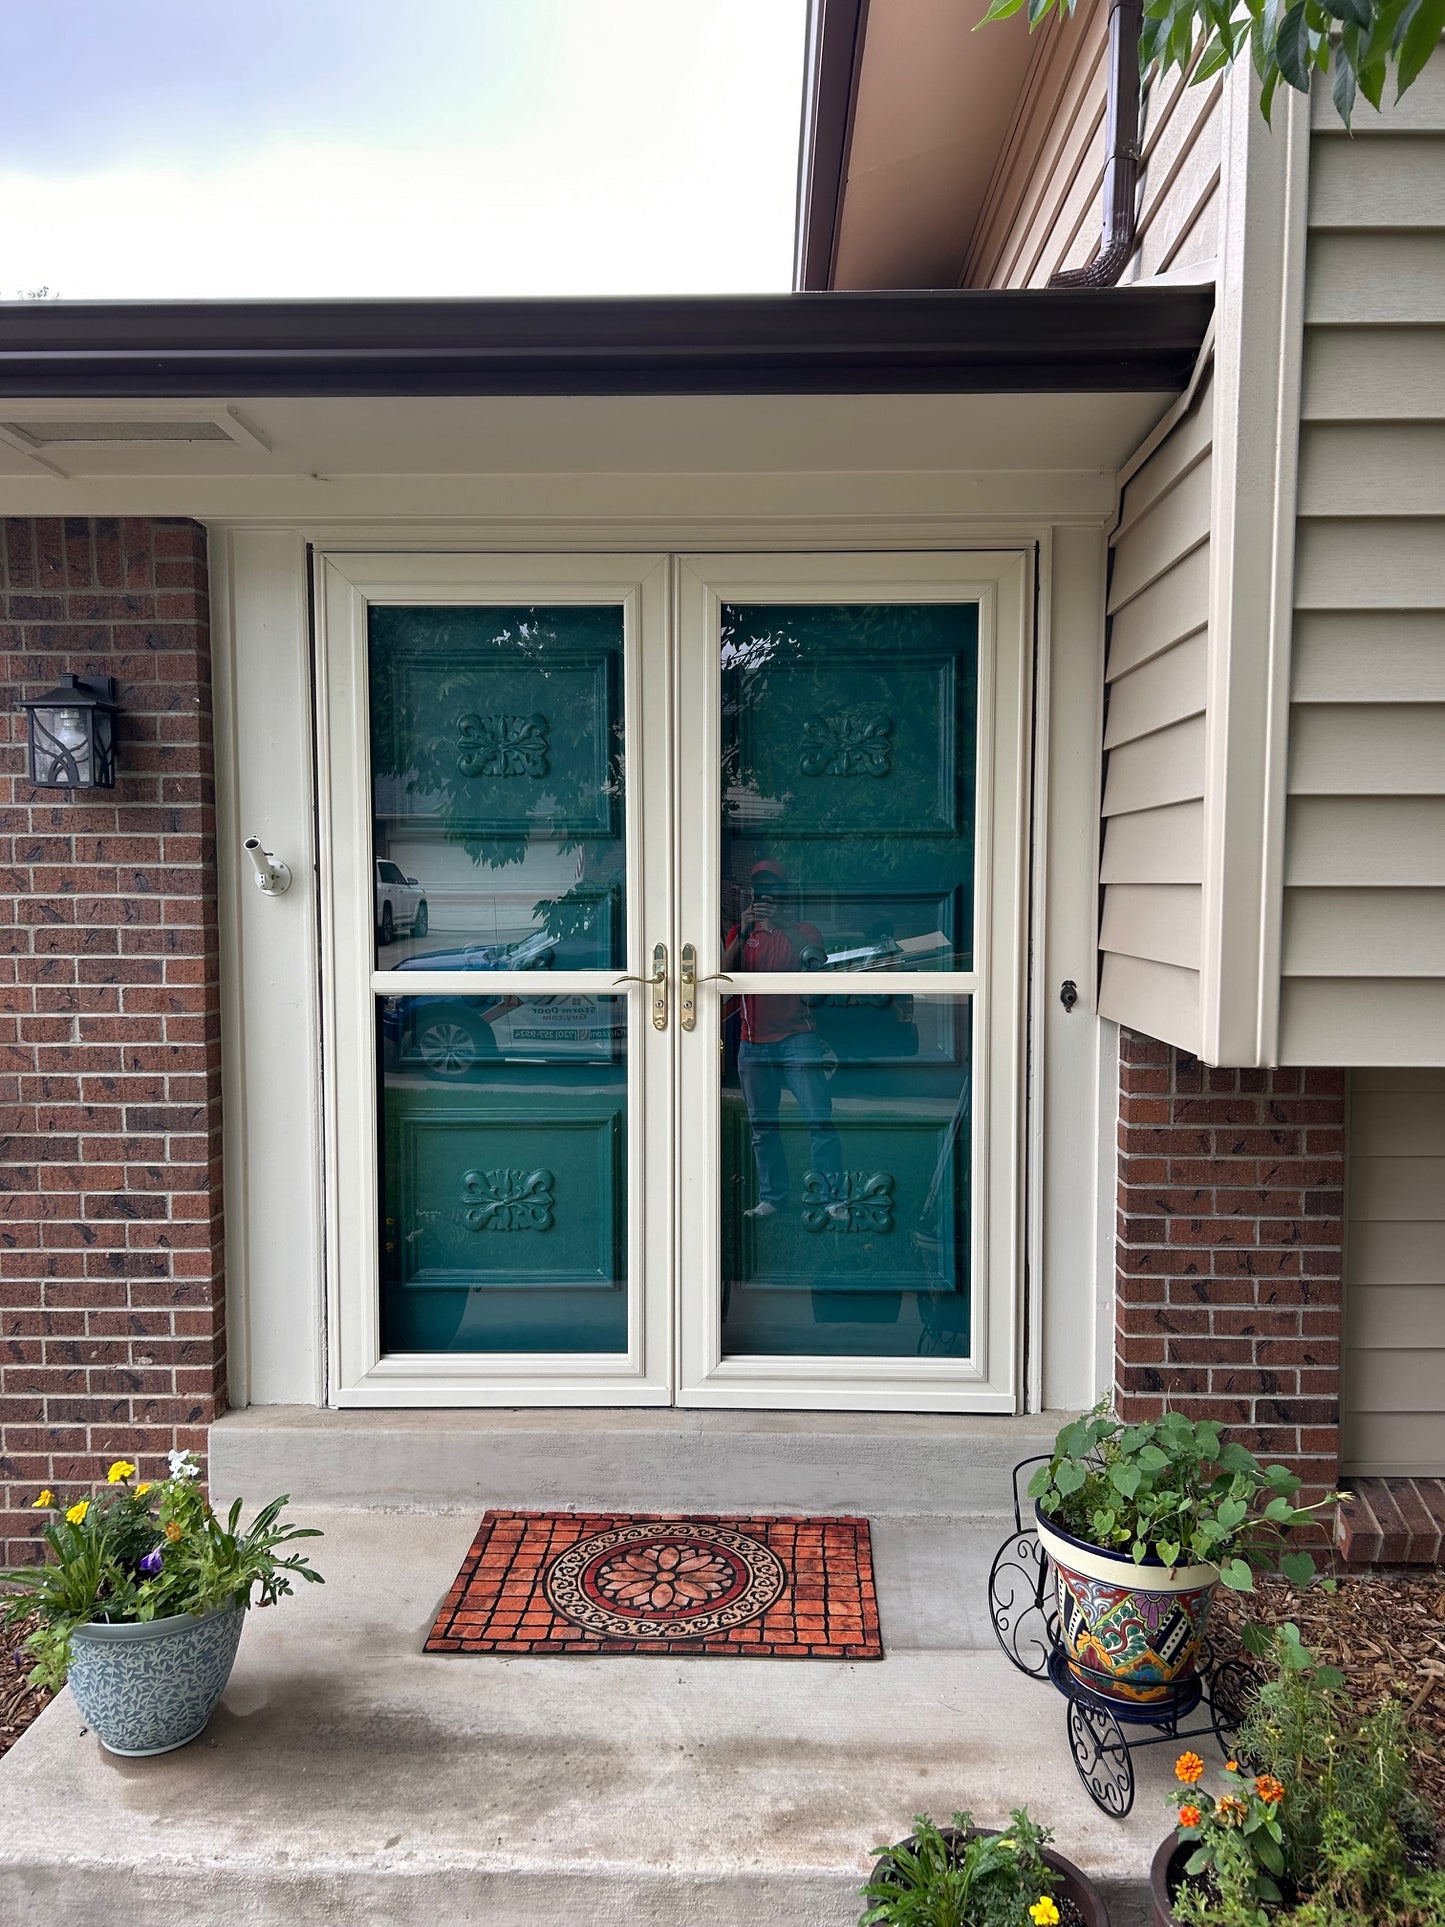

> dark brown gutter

[
  {"left": 793, "top": 0, "right": 870, "bottom": 293},
  {"left": 1050, "top": 0, "right": 1144, "bottom": 289},
  {"left": 0, "top": 290, "right": 1212, "bottom": 398}
]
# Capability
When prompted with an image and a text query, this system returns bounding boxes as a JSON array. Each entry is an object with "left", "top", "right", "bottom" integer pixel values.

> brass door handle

[
  {"left": 679, "top": 944, "right": 732, "bottom": 1032},
  {"left": 613, "top": 943, "right": 668, "bottom": 1031}
]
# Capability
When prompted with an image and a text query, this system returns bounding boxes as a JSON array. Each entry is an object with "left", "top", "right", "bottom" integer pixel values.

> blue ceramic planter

[{"left": 67, "top": 1602, "right": 245, "bottom": 1756}]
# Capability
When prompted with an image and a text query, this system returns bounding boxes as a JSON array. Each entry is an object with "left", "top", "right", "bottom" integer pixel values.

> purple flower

[{"left": 138, "top": 1548, "right": 164, "bottom": 1577}]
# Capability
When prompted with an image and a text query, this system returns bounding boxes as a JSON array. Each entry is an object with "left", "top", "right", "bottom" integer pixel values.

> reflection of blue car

[{"left": 380, "top": 939, "right": 622, "bottom": 1079}]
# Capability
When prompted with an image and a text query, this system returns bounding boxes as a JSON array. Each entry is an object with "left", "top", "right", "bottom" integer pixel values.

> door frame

[
  {"left": 315, "top": 551, "right": 676, "bottom": 1405},
  {"left": 673, "top": 552, "right": 1031, "bottom": 1411}
]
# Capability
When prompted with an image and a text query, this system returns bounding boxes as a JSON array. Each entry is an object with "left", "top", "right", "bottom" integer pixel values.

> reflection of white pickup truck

[{"left": 375, "top": 860, "right": 428, "bottom": 944}]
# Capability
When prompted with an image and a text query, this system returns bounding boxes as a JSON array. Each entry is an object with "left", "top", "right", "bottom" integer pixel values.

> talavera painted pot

[
  {"left": 1036, "top": 1506, "right": 1218, "bottom": 1709},
  {"left": 67, "top": 1602, "right": 245, "bottom": 1756}
]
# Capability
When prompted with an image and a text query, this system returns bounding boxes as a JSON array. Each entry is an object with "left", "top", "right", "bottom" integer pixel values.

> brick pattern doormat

[{"left": 425, "top": 1511, "right": 883, "bottom": 1658}]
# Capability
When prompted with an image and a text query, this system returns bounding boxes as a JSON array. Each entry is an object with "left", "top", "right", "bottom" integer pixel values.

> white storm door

[
  {"left": 673, "top": 552, "right": 1030, "bottom": 1411},
  {"left": 317, "top": 553, "right": 674, "bottom": 1406}
]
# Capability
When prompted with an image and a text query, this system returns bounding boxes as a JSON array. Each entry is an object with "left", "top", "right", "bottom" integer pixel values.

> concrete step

[
  {"left": 209, "top": 1405, "right": 1067, "bottom": 1517},
  {"left": 0, "top": 1505, "right": 1181, "bottom": 1927}
]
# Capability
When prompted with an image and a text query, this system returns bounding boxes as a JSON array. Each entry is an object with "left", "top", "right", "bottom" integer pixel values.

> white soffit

[
  {"left": 833, "top": 1, "right": 1036, "bottom": 290},
  {"left": 0, "top": 389, "right": 1172, "bottom": 502},
  {"left": 0, "top": 402, "right": 269, "bottom": 479}
]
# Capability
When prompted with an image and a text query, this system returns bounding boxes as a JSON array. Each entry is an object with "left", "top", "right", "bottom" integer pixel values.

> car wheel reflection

[{"left": 414, "top": 1013, "right": 498, "bottom": 1079}]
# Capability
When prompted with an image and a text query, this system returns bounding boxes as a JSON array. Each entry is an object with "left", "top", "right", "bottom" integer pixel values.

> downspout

[{"left": 1049, "top": 0, "right": 1143, "bottom": 289}]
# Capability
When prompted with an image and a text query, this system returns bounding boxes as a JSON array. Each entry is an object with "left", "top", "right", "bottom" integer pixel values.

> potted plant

[
  {"left": 1, "top": 1451, "right": 323, "bottom": 1757},
  {"left": 1149, "top": 1626, "right": 1445, "bottom": 1925},
  {"left": 1028, "top": 1404, "right": 1331, "bottom": 1709},
  {"left": 861, "top": 1809, "right": 1110, "bottom": 1927}
]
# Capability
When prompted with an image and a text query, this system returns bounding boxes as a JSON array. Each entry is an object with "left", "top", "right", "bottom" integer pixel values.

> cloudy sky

[{"left": 1, "top": 1, "right": 807, "bottom": 300}]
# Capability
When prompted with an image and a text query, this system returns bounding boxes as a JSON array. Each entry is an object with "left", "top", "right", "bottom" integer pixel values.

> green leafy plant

[
  {"left": 1, "top": 1453, "right": 323, "bottom": 1691},
  {"left": 980, "top": 0, "right": 1445, "bottom": 129},
  {"left": 1028, "top": 1403, "right": 1334, "bottom": 1588},
  {"left": 859, "top": 1810, "right": 1064, "bottom": 1927},
  {"left": 1166, "top": 1630, "right": 1445, "bottom": 1925}
]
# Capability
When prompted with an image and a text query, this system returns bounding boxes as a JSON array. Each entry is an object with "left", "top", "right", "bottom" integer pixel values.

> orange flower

[
  {"left": 1218, "top": 1795, "right": 1247, "bottom": 1825},
  {"left": 1178, "top": 1804, "right": 1202, "bottom": 1829},
  {"left": 1224, "top": 1760, "right": 1239, "bottom": 1773},
  {"left": 164, "top": 1519, "right": 183, "bottom": 1543},
  {"left": 1255, "top": 1774, "right": 1285, "bottom": 1805},
  {"left": 1175, "top": 1752, "right": 1206, "bottom": 1785}
]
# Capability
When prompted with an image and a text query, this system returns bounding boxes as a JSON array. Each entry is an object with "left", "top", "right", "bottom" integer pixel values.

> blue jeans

[{"left": 737, "top": 1031, "right": 843, "bottom": 1207}]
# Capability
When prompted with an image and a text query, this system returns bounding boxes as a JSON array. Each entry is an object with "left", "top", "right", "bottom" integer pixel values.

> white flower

[{"left": 167, "top": 1448, "right": 200, "bottom": 1481}]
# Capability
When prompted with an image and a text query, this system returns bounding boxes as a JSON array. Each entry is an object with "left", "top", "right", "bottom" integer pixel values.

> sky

[{"left": 0, "top": 1, "right": 808, "bottom": 300}]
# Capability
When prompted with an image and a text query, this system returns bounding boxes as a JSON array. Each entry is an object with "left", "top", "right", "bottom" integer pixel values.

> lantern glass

[{"left": 24, "top": 676, "right": 118, "bottom": 790}]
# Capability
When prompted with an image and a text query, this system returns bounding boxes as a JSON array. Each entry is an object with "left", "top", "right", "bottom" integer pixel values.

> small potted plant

[
  {"left": 1149, "top": 1626, "right": 1445, "bottom": 1925},
  {"left": 1028, "top": 1404, "right": 1331, "bottom": 1708},
  {"left": 1, "top": 1451, "right": 323, "bottom": 1757},
  {"left": 861, "top": 1809, "right": 1110, "bottom": 1927}
]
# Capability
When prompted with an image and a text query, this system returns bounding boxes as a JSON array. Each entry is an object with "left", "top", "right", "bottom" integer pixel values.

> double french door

[{"left": 319, "top": 551, "right": 1028, "bottom": 1409}]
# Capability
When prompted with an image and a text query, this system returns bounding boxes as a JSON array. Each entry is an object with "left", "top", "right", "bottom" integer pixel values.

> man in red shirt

[{"left": 723, "top": 860, "right": 845, "bottom": 1219}]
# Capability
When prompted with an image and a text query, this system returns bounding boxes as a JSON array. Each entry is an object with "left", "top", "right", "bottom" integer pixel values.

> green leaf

[
  {"left": 1262, "top": 1495, "right": 1295, "bottom": 1523},
  {"left": 1279, "top": 1550, "right": 1316, "bottom": 1587},
  {"left": 1218, "top": 1557, "right": 1255, "bottom": 1591},
  {"left": 1316, "top": 1663, "right": 1347, "bottom": 1690},
  {"left": 1398, "top": 0, "right": 1445, "bottom": 89},
  {"left": 1110, "top": 1462, "right": 1142, "bottom": 1501},
  {"left": 1216, "top": 1497, "right": 1248, "bottom": 1533},
  {"left": 1026, "top": 1463, "right": 1053, "bottom": 1499},
  {"left": 1055, "top": 1460, "right": 1087, "bottom": 1497},
  {"left": 1275, "top": 2, "right": 1315, "bottom": 91},
  {"left": 1332, "top": 43, "right": 1359, "bottom": 124},
  {"left": 1137, "top": 1445, "right": 1170, "bottom": 1472},
  {"left": 1156, "top": 1539, "right": 1182, "bottom": 1568},
  {"left": 979, "top": 0, "right": 1027, "bottom": 17}
]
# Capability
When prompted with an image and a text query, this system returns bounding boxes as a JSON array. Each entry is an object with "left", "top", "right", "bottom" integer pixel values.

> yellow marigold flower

[
  {"left": 1255, "top": 1774, "right": 1285, "bottom": 1805},
  {"left": 164, "top": 1519, "right": 183, "bottom": 1543},
  {"left": 1178, "top": 1804, "right": 1202, "bottom": 1829},
  {"left": 66, "top": 1499, "right": 90, "bottom": 1525},
  {"left": 32, "top": 1488, "right": 55, "bottom": 1508},
  {"left": 106, "top": 1460, "right": 137, "bottom": 1483},
  {"left": 1029, "top": 1901, "right": 1061, "bottom": 1927},
  {"left": 1175, "top": 1751, "right": 1206, "bottom": 1785},
  {"left": 1224, "top": 1761, "right": 1239, "bottom": 1773},
  {"left": 134, "top": 1483, "right": 152, "bottom": 1496},
  {"left": 1218, "top": 1795, "right": 1247, "bottom": 1825}
]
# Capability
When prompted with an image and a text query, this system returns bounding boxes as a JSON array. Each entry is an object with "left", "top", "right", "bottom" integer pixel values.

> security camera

[{"left": 243, "top": 835, "right": 292, "bottom": 896}]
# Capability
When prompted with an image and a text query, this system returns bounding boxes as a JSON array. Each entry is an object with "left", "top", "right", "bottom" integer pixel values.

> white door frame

[
  {"left": 315, "top": 551, "right": 675, "bottom": 1406},
  {"left": 674, "top": 552, "right": 1030, "bottom": 1411}
]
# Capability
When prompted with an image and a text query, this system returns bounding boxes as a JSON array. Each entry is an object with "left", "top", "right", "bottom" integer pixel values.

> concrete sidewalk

[{"left": 0, "top": 1503, "right": 1185, "bottom": 1926}]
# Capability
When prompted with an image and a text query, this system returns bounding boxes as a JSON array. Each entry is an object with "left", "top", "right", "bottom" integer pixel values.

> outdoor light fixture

[{"left": 21, "top": 674, "right": 118, "bottom": 790}]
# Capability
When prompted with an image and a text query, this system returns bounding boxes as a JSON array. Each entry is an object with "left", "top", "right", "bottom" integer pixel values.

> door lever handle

[
  {"left": 679, "top": 945, "right": 732, "bottom": 1032},
  {"left": 612, "top": 943, "right": 669, "bottom": 1031}
]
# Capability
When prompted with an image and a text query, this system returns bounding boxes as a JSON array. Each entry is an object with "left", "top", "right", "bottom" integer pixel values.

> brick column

[
  {"left": 1114, "top": 1030, "right": 1345, "bottom": 1500},
  {"left": 0, "top": 517, "right": 225, "bottom": 1565}
]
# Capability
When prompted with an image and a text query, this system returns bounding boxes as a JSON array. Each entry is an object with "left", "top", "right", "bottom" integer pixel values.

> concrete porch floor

[{"left": 0, "top": 1500, "right": 1189, "bottom": 1926}]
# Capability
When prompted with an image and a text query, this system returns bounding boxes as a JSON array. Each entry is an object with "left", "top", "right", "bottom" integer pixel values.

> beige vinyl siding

[
  {"left": 1098, "top": 373, "right": 1214, "bottom": 1054},
  {"left": 1279, "top": 76, "right": 1445, "bottom": 1065},
  {"left": 964, "top": 12, "right": 1222, "bottom": 289},
  {"left": 1342, "top": 1068, "right": 1445, "bottom": 1475}
]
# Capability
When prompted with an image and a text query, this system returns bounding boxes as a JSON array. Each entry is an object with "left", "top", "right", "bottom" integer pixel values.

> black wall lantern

[{"left": 22, "top": 674, "right": 119, "bottom": 790}]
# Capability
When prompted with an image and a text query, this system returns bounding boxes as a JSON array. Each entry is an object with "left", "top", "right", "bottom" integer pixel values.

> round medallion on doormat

[{"left": 544, "top": 1520, "right": 786, "bottom": 1639}]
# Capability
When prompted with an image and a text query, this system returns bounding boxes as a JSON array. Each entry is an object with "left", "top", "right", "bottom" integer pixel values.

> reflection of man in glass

[{"left": 723, "top": 860, "right": 845, "bottom": 1220}]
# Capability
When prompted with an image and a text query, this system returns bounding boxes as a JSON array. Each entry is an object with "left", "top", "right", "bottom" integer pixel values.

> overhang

[{"left": 0, "top": 291, "right": 1212, "bottom": 398}]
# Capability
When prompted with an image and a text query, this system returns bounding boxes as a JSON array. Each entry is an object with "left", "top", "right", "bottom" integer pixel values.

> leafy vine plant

[
  {"left": 981, "top": 0, "right": 1445, "bottom": 127},
  {"left": 1028, "top": 1402, "right": 1338, "bottom": 1588}
]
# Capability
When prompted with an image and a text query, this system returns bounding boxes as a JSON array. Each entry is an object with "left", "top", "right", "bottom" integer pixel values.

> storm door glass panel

[
  {"left": 720, "top": 603, "right": 977, "bottom": 972},
  {"left": 379, "top": 995, "right": 628, "bottom": 1353},
  {"left": 720, "top": 994, "right": 971, "bottom": 1359},
  {"left": 369, "top": 605, "right": 625, "bottom": 971}
]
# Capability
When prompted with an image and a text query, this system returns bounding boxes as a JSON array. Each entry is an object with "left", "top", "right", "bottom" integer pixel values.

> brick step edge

[{"left": 1335, "top": 1477, "right": 1445, "bottom": 1566}]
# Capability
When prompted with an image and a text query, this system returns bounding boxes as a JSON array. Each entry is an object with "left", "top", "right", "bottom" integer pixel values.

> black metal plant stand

[{"left": 987, "top": 1458, "right": 1260, "bottom": 1817}]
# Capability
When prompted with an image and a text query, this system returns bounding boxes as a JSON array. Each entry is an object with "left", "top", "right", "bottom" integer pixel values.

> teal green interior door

[
  {"left": 369, "top": 605, "right": 629, "bottom": 1354},
  {"left": 717, "top": 603, "right": 979, "bottom": 1361}
]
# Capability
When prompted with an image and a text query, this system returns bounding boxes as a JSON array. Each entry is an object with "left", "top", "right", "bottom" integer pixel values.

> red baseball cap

[{"left": 750, "top": 859, "right": 787, "bottom": 885}]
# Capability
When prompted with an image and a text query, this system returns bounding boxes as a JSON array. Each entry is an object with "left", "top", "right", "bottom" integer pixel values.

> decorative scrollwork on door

[
  {"left": 798, "top": 711, "right": 892, "bottom": 778},
  {"left": 801, "top": 1170, "right": 895, "bottom": 1232},
  {"left": 460, "top": 1168, "right": 556, "bottom": 1232},
  {"left": 456, "top": 712, "right": 550, "bottom": 779}
]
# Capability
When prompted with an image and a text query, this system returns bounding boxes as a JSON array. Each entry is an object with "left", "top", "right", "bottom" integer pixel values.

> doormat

[{"left": 425, "top": 1511, "right": 883, "bottom": 1658}]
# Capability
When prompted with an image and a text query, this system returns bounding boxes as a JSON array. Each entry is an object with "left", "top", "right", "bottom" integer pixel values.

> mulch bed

[
  {"left": 1, "top": 1613, "right": 53, "bottom": 1761},
  {"left": 1211, "top": 1569, "right": 1445, "bottom": 1827}
]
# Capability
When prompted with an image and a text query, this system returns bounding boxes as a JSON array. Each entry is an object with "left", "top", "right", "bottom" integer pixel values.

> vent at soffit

[{"left": 1, "top": 418, "right": 234, "bottom": 445}]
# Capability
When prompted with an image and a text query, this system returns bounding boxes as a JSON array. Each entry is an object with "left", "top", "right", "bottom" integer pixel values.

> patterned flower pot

[
  {"left": 1035, "top": 1506, "right": 1218, "bottom": 1710},
  {"left": 67, "top": 1602, "right": 245, "bottom": 1756},
  {"left": 873, "top": 1828, "right": 1111, "bottom": 1927}
]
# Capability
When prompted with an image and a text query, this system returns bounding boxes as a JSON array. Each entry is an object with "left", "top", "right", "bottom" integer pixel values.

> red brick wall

[
  {"left": 1114, "top": 1030, "right": 1345, "bottom": 1500},
  {"left": 0, "top": 517, "right": 225, "bottom": 1565}
]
